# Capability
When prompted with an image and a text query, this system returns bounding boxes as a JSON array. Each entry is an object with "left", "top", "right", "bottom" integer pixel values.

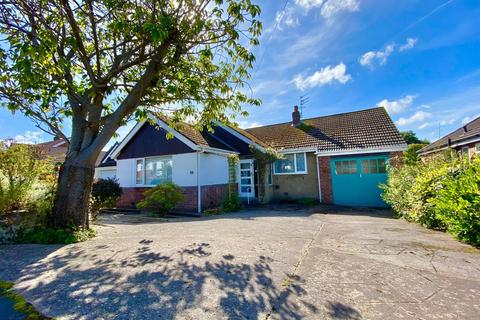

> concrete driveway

[{"left": 1, "top": 207, "right": 479, "bottom": 319}]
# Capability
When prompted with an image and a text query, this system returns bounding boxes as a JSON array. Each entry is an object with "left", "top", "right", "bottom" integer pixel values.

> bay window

[
  {"left": 135, "top": 157, "right": 172, "bottom": 185},
  {"left": 274, "top": 152, "right": 307, "bottom": 174}
]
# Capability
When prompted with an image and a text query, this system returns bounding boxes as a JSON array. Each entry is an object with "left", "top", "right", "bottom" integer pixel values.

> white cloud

[
  {"left": 399, "top": 37, "right": 418, "bottom": 51},
  {"left": 238, "top": 120, "right": 262, "bottom": 129},
  {"left": 418, "top": 122, "right": 430, "bottom": 129},
  {"left": 359, "top": 43, "right": 395, "bottom": 67},
  {"left": 295, "top": 0, "right": 360, "bottom": 19},
  {"left": 14, "top": 131, "right": 44, "bottom": 144},
  {"left": 376, "top": 95, "right": 416, "bottom": 114},
  {"left": 396, "top": 111, "right": 431, "bottom": 126},
  {"left": 274, "top": 6, "right": 299, "bottom": 30},
  {"left": 293, "top": 63, "right": 352, "bottom": 91},
  {"left": 462, "top": 114, "right": 480, "bottom": 125},
  {"left": 418, "top": 104, "right": 431, "bottom": 109},
  {"left": 440, "top": 118, "right": 456, "bottom": 126}
]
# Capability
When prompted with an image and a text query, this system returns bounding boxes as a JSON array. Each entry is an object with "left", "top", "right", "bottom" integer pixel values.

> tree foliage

[
  {"left": 400, "top": 131, "right": 429, "bottom": 145},
  {"left": 0, "top": 0, "right": 262, "bottom": 228},
  {"left": 403, "top": 143, "right": 427, "bottom": 165}
]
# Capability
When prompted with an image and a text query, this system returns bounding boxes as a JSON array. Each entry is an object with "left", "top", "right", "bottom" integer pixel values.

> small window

[
  {"left": 273, "top": 153, "right": 307, "bottom": 174},
  {"left": 334, "top": 160, "right": 357, "bottom": 175},
  {"left": 361, "top": 158, "right": 387, "bottom": 174},
  {"left": 476, "top": 143, "right": 480, "bottom": 153},
  {"left": 135, "top": 159, "right": 144, "bottom": 184}
]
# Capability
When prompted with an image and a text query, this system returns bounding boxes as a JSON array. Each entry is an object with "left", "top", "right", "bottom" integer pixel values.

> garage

[{"left": 330, "top": 155, "right": 389, "bottom": 207}]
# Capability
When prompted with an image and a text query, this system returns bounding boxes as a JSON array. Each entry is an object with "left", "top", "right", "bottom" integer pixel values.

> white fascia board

[
  {"left": 110, "top": 120, "right": 147, "bottom": 159},
  {"left": 214, "top": 122, "right": 266, "bottom": 152},
  {"left": 200, "top": 146, "right": 239, "bottom": 156},
  {"left": 419, "top": 136, "right": 480, "bottom": 155},
  {"left": 277, "top": 147, "right": 317, "bottom": 154},
  {"left": 52, "top": 140, "right": 67, "bottom": 148},
  {"left": 151, "top": 117, "right": 199, "bottom": 150},
  {"left": 315, "top": 145, "right": 407, "bottom": 157},
  {"left": 452, "top": 136, "right": 480, "bottom": 148}
]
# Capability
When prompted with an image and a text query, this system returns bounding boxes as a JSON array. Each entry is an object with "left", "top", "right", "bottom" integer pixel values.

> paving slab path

[{"left": 1, "top": 207, "right": 479, "bottom": 319}]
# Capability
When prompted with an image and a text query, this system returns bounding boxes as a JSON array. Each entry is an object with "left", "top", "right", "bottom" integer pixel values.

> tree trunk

[{"left": 51, "top": 158, "right": 95, "bottom": 229}]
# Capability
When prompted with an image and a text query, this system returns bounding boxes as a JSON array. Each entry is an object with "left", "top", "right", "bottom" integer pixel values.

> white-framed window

[
  {"left": 135, "top": 156, "right": 172, "bottom": 186},
  {"left": 475, "top": 143, "right": 480, "bottom": 153},
  {"left": 273, "top": 152, "right": 307, "bottom": 175},
  {"left": 334, "top": 160, "right": 357, "bottom": 175},
  {"left": 361, "top": 158, "right": 387, "bottom": 174},
  {"left": 136, "top": 159, "right": 144, "bottom": 184}
]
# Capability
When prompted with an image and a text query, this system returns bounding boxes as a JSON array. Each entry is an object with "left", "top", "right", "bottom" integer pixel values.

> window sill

[{"left": 273, "top": 171, "right": 308, "bottom": 176}]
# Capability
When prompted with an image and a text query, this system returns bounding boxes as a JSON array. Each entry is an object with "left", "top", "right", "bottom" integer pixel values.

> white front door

[{"left": 239, "top": 160, "right": 255, "bottom": 198}]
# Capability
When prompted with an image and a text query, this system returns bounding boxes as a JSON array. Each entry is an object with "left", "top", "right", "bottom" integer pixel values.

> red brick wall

[
  {"left": 318, "top": 156, "right": 333, "bottom": 204},
  {"left": 117, "top": 183, "right": 232, "bottom": 212},
  {"left": 389, "top": 151, "right": 404, "bottom": 167}
]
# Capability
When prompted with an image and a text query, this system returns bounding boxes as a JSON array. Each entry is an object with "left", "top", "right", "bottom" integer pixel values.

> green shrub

[
  {"left": 90, "top": 178, "right": 123, "bottom": 220},
  {"left": 204, "top": 208, "right": 223, "bottom": 216},
  {"left": 20, "top": 227, "right": 95, "bottom": 244},
  {"left": 429, "top": 158, "right": 480, "bottom": 245},
  {"left": 382, "top": 154, "right": 480, "bottom": 246},
  {"left": 0, "top": 142, "right": 53, "bottom": 214},
  {"left": 297, "top": 198, "right": 320, "bottom": 207},
  {"left": 222, "top": 192, "right": 241, "bottom": 212},
  {"left": 137, "top": 182, "right": 184, "bottom": 215},
  {"left": 403, "top": 143, "right": 427, "bottom": 165}
]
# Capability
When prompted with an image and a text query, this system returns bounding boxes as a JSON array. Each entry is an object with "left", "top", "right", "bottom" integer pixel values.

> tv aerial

[{"left": 299, "top": 94, "right": 310, "bottom": 117}]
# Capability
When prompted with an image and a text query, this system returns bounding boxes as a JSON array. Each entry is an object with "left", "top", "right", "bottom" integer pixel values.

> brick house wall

[
  {"left": 117, "top": 183, "right": 234, "bottom": 212},
  {"left": 317, "top": 156, "right": 333, "bottom": 204}
]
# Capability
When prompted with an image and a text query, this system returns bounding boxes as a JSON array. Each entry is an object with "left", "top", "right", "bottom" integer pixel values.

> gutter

[
  {"left": 315, "top": 145, "right": 407, "bottom": 157},
  {"left": 196, "top": 151, "right": 202, "bottom": 214},
  {"left": 418, "top": 136, "right": 480, "bottom": 156},
  {"left": 315, "top": 155, "right": 322, "bottom": 203}
]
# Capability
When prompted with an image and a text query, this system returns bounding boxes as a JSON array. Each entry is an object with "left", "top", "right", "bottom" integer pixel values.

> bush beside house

[
  {"left": 382, "top": 153, "right": 480, "bottom": 246},
  {"left": 137, "top": 182, "right": 185, "bottom": 215},
  {"left": 90, "top": 178, "right": 123, "bottom": 220}
]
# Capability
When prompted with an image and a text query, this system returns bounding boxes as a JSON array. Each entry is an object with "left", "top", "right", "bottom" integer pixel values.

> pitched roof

[
  {"left": 35, "top": 139, "right": 68, "bottom": 163},
  {"left": 176, "top": 123, "right": 233, "bottom": 150},
  {"left": 244, "top": 107, "right": 406, "bottom": 152},
  {"left": 419, "top": 115, "right": 480, "bottom": 154}
]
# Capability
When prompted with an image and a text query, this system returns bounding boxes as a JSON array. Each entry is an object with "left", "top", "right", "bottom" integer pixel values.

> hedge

[{"left": 382, "top": 153, "right": 480, "bottom": 246}]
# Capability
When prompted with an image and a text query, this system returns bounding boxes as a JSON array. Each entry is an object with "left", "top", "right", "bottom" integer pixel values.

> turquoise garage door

[{"left": 330, "top": 156, "right": 389, "bottom": 207}]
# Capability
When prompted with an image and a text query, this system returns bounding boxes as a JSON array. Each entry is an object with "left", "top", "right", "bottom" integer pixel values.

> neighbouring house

[
  {"left": 418, "top": 116, "right": 480, "bottom": 158},
  {"left": 35, "top": 136, "right": 69, "bottom": 164},
  {"left": 96, "top": 106, "right": 407, "bottom": 212},
  {"left": 34, "top": 137, "right": 115, "bottom": 173},
  {"left": 94, "top": 143, "right": 118, "bottom": 180}
]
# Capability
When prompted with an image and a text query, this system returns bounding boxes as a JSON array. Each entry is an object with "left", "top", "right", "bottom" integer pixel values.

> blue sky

[{"left": 1, "top": 0, "right": 480, "bottom": 145}]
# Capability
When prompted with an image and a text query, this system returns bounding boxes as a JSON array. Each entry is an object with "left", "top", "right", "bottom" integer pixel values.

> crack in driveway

[{"left": 264, "top": 222, "right": 325, "bottom": 319}]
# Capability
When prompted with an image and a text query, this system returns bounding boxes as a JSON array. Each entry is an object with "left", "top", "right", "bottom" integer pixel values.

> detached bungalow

[
  {"left": 418, "top": 115, "right": 480, "bottom": 158},
  {"left": 97, "top": 106, "right": 406, "bottom": 212}
]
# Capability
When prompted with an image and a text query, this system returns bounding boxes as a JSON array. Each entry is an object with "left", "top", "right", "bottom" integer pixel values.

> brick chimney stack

[{"left": 292, "top": 105, "right": 301, "bottom": 127}]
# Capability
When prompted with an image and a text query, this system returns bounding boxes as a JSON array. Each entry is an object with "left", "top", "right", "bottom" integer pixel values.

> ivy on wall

[
  {"left": 249, "top": 145, "right": 283, "bottom": 202},
  {"left": 227, "top": 154, "right": 239, "bottom": 198}
]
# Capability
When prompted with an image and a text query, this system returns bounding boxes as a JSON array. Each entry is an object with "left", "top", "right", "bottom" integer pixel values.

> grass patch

[
  {"left": 0, "top": 280, "right": 50, "bottom": 319},
  {"left": 20, "top": 227, "right": 96, "bottom": 244}
]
